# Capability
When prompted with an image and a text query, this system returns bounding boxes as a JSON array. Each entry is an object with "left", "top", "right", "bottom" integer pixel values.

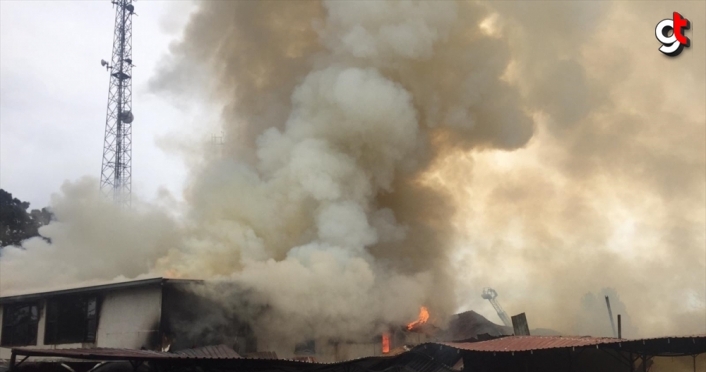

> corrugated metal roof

[
  {"left": 9, "top": 346, "right": 454, "bottom": 372},
  {"left": 436, "top": 334, "right": 706, "bottom": 354},
  {"left": 291, "top": 356, "right": 317, "bottom": 363},
  {"left": 11, "top": 335, "right": 706, "bottom": 366},
  {"left": 440, "top": 336, "right": 617, "bottom": 352},
  {"left": 245, "top": 351, "right": 279, "bottom": 359},
  {"left": 10, "top": 347, "right": 240, "bottom": 361},
  {"left": 174, "top": 344, "right": 241, "bottom": 359}
]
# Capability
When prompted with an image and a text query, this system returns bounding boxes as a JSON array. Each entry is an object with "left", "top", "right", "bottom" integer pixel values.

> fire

[
  {"left": 381, "top": 332, "right": 390, "bottom": 354},
  {"left": 406, "top": 306, "right": 430, "bottom": 330},
  {"left": 163, "top": 269, "right": 182, "bottom": 279}
]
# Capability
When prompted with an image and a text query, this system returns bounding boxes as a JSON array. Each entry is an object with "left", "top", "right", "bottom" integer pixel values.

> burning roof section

[
  {"left": 435, "top": 311, "right": 511, "bottom": 341},
  {"left": 8, "top": 346, "right": 456, "bottom": 372},
  {"left": 10, "top": 335, "right": 706, "bottom": 366}
]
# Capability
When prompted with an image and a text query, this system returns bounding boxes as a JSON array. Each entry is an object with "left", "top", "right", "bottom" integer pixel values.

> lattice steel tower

[{"left": 100, "top": 0, "right": 136, "bottom": 207}]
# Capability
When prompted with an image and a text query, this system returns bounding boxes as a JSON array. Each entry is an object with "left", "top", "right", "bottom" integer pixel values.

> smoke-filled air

[{"left": 1, "top": 0, "right": 704, "bottom": 346}]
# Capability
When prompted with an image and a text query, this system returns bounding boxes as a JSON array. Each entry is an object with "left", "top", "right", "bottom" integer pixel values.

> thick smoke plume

[
  {"left": 148, "top": 0, "right": 534, "bottom": 343},
  {"left": 1, "top": 0, "right": 704, "bottom": 347}
]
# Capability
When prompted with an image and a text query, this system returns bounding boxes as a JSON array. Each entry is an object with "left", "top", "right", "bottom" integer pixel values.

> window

[
  {"left": 1, "top": 302, "right": 40, "bottom": 347},
  {"left": 44, "top": 296, "right": 98, "bottom": 344}
]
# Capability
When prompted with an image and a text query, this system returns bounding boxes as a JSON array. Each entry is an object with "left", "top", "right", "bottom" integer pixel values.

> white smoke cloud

[
  {"left": 0, "top": 177, "right": 180, "bottom": 295},
  {"left": 2, "top": 0, "right": 704, "bottom": 346}
]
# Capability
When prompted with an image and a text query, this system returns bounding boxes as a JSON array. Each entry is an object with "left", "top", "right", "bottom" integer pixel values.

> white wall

[
  {"left": 95, "top": 285, "right": 162, "bottom": 349},
  {"left": 0, "top": 284, "right": 163, "bottom": 360}
]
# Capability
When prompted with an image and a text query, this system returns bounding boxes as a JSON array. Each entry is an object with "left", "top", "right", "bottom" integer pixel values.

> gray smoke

[{"left": 1, "top": 0, "right": 704, "bottom": 345}]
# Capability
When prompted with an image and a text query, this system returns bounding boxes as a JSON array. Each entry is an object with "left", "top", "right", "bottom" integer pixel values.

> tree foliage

[{"left": 0, "top": 189, "right": 53, "bottom": 248}]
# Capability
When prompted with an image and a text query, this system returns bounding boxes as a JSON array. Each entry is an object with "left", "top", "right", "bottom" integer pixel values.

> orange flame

[
  {"left": 406, "top": 306, "right": 430, "bottom": 330},
  {"left": 163, "top": 269, "right": 182, "bottom": 279},
  {"left": 381, "top": 332, "right": 390, "bottom": 354}
]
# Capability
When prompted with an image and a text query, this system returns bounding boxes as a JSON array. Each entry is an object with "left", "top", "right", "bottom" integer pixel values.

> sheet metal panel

[
  {"left": 175, "top": 344, "right": 241, "bottom": 359},
  {"left": 10, "top": 347, "right": 240, "bottom": 361},
  {"left": 438, "top": 334, "right": 706, "bottom": 354}
]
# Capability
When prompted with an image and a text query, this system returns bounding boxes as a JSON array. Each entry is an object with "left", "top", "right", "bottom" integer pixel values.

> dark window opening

[
  {"left": 1, "top": 302, "right": 40, "bottom": 347},
  {"left": 44, "top": 296, "right": 99, "bottom": 345}
]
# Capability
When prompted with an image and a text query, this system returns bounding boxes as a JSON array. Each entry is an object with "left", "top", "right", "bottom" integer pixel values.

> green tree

[{"left": 0, "top": 189, "right": 53, "bottom": 248}]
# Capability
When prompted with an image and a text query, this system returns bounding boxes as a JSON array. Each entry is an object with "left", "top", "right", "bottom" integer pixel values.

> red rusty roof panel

[
  {"left": 174, "top": 345, "right": 241, "bottom": 359},
  {"left": 439, "top": 335, "right": 706, "bottom": 354},
  {"left": 245, "top": 351, "right": 279, "bottom": 360},
  {"left": 12, "top": 335, "right": 706, "bottom": 364},
  {"left": 440, "top": 336, "right": 620, "bottom": 352}
]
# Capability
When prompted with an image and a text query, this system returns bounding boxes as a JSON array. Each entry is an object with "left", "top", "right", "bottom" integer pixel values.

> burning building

[
  {"left": 0, "top": 278, "right": 258, "bottom": 360},
  {"left": 1, "top": 2, "right": 704, "bottom": 371},
  {"left": 5, "top": 334, "right": 706, "bottom": 372},
  {"left": 0, "top": 278, "right": 520, "bottom": 364},
  {"left": 2, "top": 278, "right": 705, "bottom": 372},
  {"left": 0, "top": 279, "right": 431, "bottom": 363}
]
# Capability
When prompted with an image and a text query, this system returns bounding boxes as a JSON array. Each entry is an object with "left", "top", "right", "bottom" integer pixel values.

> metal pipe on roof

[{"left": 605, "top": 296, "right": 617, "bottom": 338}]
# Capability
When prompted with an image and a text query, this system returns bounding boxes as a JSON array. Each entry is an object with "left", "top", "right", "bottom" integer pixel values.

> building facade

[
  {"left": 0, "top": 278, "right": 254, "bottom": 360},
  {"left": 0, "top": 278, "right": 438, "bottom": 363}
]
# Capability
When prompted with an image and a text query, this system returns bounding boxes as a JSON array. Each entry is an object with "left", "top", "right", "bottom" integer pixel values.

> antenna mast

[
  {"left": 481, "top": 287, "right": 513, "bottom": 328},
  {"left": 100, "top": 0, "right": 136, "bottom": 207}
]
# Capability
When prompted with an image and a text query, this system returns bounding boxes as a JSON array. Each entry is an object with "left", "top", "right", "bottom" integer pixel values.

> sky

[{"left": 0, "top": 0, "right": 194, "bottom": 209}]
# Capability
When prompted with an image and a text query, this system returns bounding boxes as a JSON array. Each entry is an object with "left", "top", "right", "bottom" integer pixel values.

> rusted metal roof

[
  {"left": 174, "top": 344, "right": 241, "bottom": 359},
  {"left": 244, "top": 351, "right": 279, "bottom": 359},
  {"left": 291, "top": 356, "right": 317, "bottom": 363},
  {"left": 441, "top": 335, "right": 618, "bottom": 352},
  {"left": 11, "top": 335, "right": 706, "bottom": 368},
  {"left": 434, "top": 334, "right": 706, "bottom": 356},
  {"left": 9, "top": 346, "right": 456, "bottom": 372}
]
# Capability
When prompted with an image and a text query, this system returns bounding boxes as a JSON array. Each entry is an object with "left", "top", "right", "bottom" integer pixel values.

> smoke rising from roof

[{"left": 1, "top": 0, "right": 704, "bottom": 343}]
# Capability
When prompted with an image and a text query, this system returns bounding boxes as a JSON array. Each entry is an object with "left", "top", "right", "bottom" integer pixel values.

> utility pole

[
  {"left": 100, "top": 0, "right": 136, "bottom": 207},
  {"left": 605, "top": 296, "right": 618, "bottom": 337}
]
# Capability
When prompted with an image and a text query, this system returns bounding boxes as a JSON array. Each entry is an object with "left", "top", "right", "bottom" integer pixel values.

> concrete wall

[
  {"left": 0, "top": 284, "right": 163, "bottom": 360},
  {"left": 95, "top": 285, "right": 163, "bottom": 349}
]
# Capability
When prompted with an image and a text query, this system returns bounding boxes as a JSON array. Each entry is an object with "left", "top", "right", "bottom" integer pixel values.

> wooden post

[
  {"left": 9, "top": 352, "right": 17, "bottom": 372},
  {"left": 642, "top": 355, "right": 647, "bottom": 372},
  {"left": 618, "top": 314, "right": 622, "bottom": 339}
]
